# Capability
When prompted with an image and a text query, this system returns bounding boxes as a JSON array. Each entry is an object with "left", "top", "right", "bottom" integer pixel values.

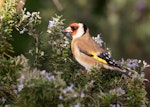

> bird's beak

[
  {"left": 64, "top": 26, "right": 72, "bottom": 37},
  {"left": 64, "top": 26, "right": 72, "bottom": 33}
]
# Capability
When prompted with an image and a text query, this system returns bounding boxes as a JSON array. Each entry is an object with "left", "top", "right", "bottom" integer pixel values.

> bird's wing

[
  {"left": 76, "top": 34, "right": 104, "bottom": 53},
  {"left": 98, "top": 52, "right": 122, "bottom": 68},
  {"left": 76, "top": 37, "right": 121, "bottom": 67},
  {"left": 76, "top": 37, "right": 110, "bottom": 64},
  {"left": 75, "top": 36, "right": 132, "bottom": 78}
]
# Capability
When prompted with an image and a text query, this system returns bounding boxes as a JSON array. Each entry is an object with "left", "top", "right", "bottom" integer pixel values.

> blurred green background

[{"left": 13, "top": 0, "right": 150, "bottom": 63}]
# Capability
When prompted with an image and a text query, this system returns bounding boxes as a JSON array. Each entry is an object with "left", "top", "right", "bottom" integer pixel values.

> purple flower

[
  {"left": 40, "top": 70, "right": 55, "bottom": 81},
  {"left": 2, "top": 97, "right": 6, "bottom": 104},
  {"left": 18, "top": 84, "right": 24, "bottom": 92},
  {"left": 48, "top": 17, "right": 58, "bottom": 28},
  {"left": 93, "top": 34, "right": 103, "bottom": 46},
  {"left": 18, "top": 73, "right": 25, "bottom": 92},
  {"left": 59, "top": 95, "right": 63, "bottom": 100},
  {"left": 40, "top": 70, "right": 46, "bottom": 75},
  {"left": 66, "top": 32, "right": 71, "bottom": 37},
  {"left": 136, "top": 0, "right": 146, "bottom": 11},
  {"left": 127, "top": 59, "right": 138, "bottom": 70},
  {"left": 80, "top": 90, "right": 85, "bottom": 98},
  {"left": 13, "top": 89, "right": 18, "bottom": 94},
  {"left": 62, "top": 83, "right": 74, "bottom": 94},
  {"left": 46, "top": 74, "right": 55, "bottom": 81},
  {"left": 47, "top": 17, "right": 59, "bottom": 33}
]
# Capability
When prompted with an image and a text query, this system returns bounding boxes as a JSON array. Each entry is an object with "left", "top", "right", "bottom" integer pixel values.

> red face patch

[
  {"left": 70, "top": 23, "right": 79, "bottom": 36},
  {"left": 71, "top": 30, "right": 77, "bottom": 36}
]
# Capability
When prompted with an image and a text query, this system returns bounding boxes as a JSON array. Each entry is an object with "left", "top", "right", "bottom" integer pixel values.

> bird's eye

[{"left": 71, "top": 26, "right": 78, "bottom": 31}]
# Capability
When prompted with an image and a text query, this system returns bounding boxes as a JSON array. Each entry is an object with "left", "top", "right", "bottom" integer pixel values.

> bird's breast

[{"left": 71, "top": 40, "right": 98, "bottom": 70}]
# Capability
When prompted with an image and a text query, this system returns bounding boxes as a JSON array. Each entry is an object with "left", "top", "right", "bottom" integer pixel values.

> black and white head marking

[{"left": 72, "top": 23, "right": 87, "bottom": 39}]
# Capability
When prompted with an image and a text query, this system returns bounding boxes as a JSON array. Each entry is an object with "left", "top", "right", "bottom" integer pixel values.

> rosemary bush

[{"left": 0, "top": 0, "right": 149, "bottom": 107}]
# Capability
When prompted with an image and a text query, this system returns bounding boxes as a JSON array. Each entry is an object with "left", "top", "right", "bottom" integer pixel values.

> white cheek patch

[{"left": 72, "top": 24, "right": 85, "bottom": 39}]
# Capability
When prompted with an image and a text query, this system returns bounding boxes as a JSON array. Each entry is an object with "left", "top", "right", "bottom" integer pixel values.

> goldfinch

[{"left": 65, "top": 22, "right": 132, "bottom": 78}]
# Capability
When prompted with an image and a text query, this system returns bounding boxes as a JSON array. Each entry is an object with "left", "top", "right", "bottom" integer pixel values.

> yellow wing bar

[
  {"left": 79, "top": 50, "right": 108, "bottom": 64},
  {"left": 92, "top": 53, "right": 108, "bottom": 64}
]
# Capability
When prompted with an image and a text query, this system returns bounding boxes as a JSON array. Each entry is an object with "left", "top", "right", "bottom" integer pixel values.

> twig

[{"left": 53, "top": 0, "right": 63, "bottom": 11}]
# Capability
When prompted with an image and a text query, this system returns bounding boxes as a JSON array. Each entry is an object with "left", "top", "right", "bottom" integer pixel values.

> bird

[{"left": 64, "top": 22, "right": 132, "bottom": 78}]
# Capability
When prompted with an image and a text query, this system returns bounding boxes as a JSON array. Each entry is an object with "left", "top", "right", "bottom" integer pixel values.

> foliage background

[{"left": 15, "top": 0, "right": 150, "bottom": 62}]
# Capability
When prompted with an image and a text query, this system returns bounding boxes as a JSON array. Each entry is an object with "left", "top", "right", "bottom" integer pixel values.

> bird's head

[{"left": 65, "top": 22, "right": 87, "bottom": 39}]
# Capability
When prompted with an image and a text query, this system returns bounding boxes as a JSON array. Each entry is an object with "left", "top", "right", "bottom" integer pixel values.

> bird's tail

[
  {"left": 114, "top": 65, "right": 140, "bottom": 79},
  {"left": 115, "top": 67, "right": 132, "bottom": 78},
  {"left": 103, "top": 64, "right": 137, "bottom": 78}
]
